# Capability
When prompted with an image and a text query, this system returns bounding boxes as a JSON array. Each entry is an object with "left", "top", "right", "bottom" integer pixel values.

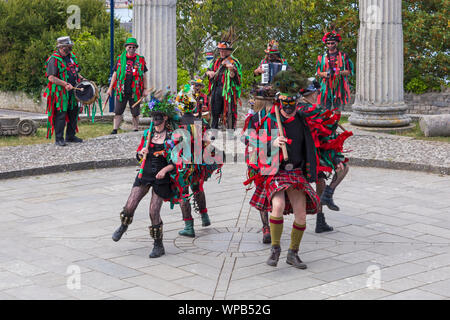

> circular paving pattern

[{"left": 174, "top": 227, "right": 273, "bottom": 258}]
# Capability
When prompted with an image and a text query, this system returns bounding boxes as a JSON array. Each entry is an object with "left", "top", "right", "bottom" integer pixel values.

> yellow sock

[
  {"left": 269, "top": 215, "right": 284, "bottom": 247},
  {"left": 289, "top": 222, "right": 306, "bottom": 251}
]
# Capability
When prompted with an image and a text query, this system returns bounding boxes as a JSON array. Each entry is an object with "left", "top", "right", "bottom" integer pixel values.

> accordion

[{"left": 261, "top": 62, "right": 287, "bottom": 84}]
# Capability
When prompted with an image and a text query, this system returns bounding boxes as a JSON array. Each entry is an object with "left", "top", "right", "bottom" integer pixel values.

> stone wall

[
  {"left": 0, "top": 88, "right": 110, "bottom": 114},
  {"left": 1, "top": 89, "right": 448, "bottom": 115},
  {"left": 342, "top": 90, "right": 449, "bottom": 115}
]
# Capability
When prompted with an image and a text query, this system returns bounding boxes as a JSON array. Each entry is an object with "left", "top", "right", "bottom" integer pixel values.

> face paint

[
  {"left": 281, "top": 101, "right": 296, "bottom": 114},
  {"left": 153, "top": 114, "right": 164, "bottom": 126}
]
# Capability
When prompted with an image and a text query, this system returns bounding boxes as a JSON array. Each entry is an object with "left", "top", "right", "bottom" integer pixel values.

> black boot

[
  {"left": 112, "top": 209, "right": 133, "bottom": 242},
  {"left": 266, "top": 245, "right": 281, "bottom": 267},
  {"left": 149, "top": 223, "right": 165, "bottom": 258},
  {"left": 320, "top": 185, "right": 340, "bottom": 211},
  {"left": 286, "top": 249, "right": 307, "bottom": 269},
  {"left": 315, "top": 212, "right": 334, "bottom": 233}
]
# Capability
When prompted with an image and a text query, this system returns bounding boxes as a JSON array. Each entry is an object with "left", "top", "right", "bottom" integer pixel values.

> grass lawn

[
  {"left": 0, "top": 122, "right": 123, "bottom": 147},
  {"left": 387, "top": 121, "right": 450, "bottom": 143}
]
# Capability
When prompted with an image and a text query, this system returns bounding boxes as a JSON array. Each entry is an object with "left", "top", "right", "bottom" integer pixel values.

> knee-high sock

[
  {"left": 289, "top": 222, "right": 306, "bottom": 251},
  {"left": 269, "top": 215, "right": 284, "bottom": 247}
]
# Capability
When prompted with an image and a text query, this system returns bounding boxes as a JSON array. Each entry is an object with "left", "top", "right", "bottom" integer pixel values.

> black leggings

[{"left": 124, "top": 185, "right": 164, "bottom": 225}]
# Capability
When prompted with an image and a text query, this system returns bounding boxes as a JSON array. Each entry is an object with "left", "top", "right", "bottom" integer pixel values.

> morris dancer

[
  {"left": 315, "top": 28, "right": 354, "bottom": 224},
  {"left": 44, "top": 36, "right": 85, "bottom": 146},
  {"left": 107, "top": 37, "right": 150, "bottom": 133},
  {"left": 245, "top": 40, "right": 290, "bottom": 244},
  {"left": 174, "top": 85, "right": 222, "bottom": 237},
  {"left": 191, "top": 77, "right": 210, "bottom": 122},
  {"left": 245, "top": 71, "right": 320, "bottom": 269},
  {"left": 205, "top": 27, "right": 242, "bottom": 130},
  {"left": 299, "top": 80, "right": 352, "bottom": 233},
  {"left": 112, "top": 92, "right": 178, "bottom": 258}
]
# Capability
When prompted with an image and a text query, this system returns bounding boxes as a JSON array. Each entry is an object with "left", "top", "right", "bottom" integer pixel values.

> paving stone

[
  {"left": 124, "top": 274, "right": 191, "bottom": 296},
  {"left": 407, "top": 266, "right": 450, "bottom": 284},
  {"left": 0, "top": 271, "right": 33, "bottom": 290},
  {"left": 379, "top": 263, "right": 431, "bottom": 282},
  {"left": 272, "top": 288, "right": 331, "bottom": 300},
  {"left": 110, "top": 286, "right": 171, "bottom": 300},
  {"left": 414, "top": 253, "right": 450, "bottom": 269},
  {"left": 77, "top": 258, "right": 143, "bottom": 279},
  {"left": 331, "top": 288, "right": 393, "bottom": 300},
  {"left": 173, "top": 275, "right": 218, "bottom": 296},
  {"left": 5, "top": 285, "right": 70, "bottom": 300},
  {"left": 381, "top": 278, "right": 427, "bottom": 293},
  {"left": 419, "top": 278, "right": 450, "bottom": 298},
  {"left": 381, "top": 288, "right": 446, "bottom": 300},
  {"left": 310, "top": 262, "right": 379, "bottom": 283},
  {"left": 138, "top": 264, "right": 194, "bottom": 281},
  {"left": 77, "top": 271, "right": 136, "bottom": 292}
]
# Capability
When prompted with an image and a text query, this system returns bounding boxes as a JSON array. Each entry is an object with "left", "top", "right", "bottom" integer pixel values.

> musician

[
  {"left": 246, "top": 71, "right": 320, "bottom": 269},
  {"left": 316, "top": 30, "right": 354, "bottom": 111},
  {"left": 111, "top": 97, "right": 177, "bottom": 259},
  {"left": 205, "top": 28, "right": 242, "bottom": 130},
  {"left": 107, "top": 38, "right": 150, "bottom": 134},
  {"left": 253, "top": 40, "right": 288, "bottom": 77},
  {"left": 190, "top": 77, "right": 210, "bottom": 121},
  {"left": 44, "top": 36, "right": 85, "bottom": 146}
]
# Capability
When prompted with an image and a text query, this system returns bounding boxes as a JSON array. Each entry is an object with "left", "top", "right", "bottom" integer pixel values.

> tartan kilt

[{"left": 250, "top": 169, "right": 319, "bottom": 215}]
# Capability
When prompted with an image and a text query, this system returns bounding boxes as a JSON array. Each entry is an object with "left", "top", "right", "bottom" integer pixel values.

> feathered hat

[
  {"left": 217, "top": 26, "right": 236, "bottom": 51},
  {"left": 190, "top": 76, "right": 205, "bottom": 88},
  {"left": 273, "top": 70, "right": 309, "bottom": 102},
  {"left": 322, "top": 23, "right": 342, "bottom": 44},
  {"left": 264, "top": 40, "right": 280, "bottom": 54},
  {"left": 175, "top": 84, "right": 197, "bottom": 113}
]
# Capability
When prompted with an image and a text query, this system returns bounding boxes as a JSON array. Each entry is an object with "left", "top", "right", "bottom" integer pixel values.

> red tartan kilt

[{"left": 250, "top": 169, "right": 319, "bottom": 215}]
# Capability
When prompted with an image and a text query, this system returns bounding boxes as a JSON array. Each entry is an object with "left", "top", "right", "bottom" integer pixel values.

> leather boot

[
  {"left": 112, "top": 209, "right": 133, "bottom": 242},
  {"left": 178, "top": 219, "right": 195, "bottom": 237},
  {"left": 320, "top": 185, "right": 339, "bottom": 211},
  {"left": 262, "top": 226, "right": 271, "bottom": 244},
  {"left": 201, "top": 212, "right": 211, "bottom": 227},
  {"left": 266, "top": 245, "right": 281, "bottom": 267},
  {"left": 286, "top": 249, "right": 307, "bottom": 269},
  {"left": 149, "top": 223, "right": 165, "bottom": 258},
  {"left": 315, "top": 212, "right": 334, "bottom": 233}
]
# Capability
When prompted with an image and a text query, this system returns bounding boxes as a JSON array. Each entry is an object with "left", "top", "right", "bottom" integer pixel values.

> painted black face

[
  {"left": 281, "top": 101, "right": 296, "bottom": 114},
  {"left": 153, "top": 113, "right": 164, "bottom": 126}
]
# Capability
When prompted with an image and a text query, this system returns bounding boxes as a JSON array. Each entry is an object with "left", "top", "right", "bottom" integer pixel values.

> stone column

[
  {"left": 349, "top": 0, "right": 411, "bottom": 127},
  {"left": 133, "top": 0, "right": 177, "bottom": 93}
]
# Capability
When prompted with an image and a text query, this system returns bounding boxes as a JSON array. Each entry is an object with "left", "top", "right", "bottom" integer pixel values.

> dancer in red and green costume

[
  {"left": 206, "top": 27, "right": 242, "bottom": 130},
  {"left": 107, "top": 37, "right": 150, "bottom": 133},
  {"left": 245, "top": 71, "right": 320, "bottom": 269},
  {"left": 190, "top": 78, "right": 210, "bottom": 121},
  {"left": 173, "top": 85, "right": 222, "bottom": 237},
  {"left": 44, "top": 36, "right": 85, "bottom": 146},
  {"left": 316, "top": 30, "right": 354, "bottom": 111},
  {"left": 298, "top": 79, "right": 352, "bottom": 233}
]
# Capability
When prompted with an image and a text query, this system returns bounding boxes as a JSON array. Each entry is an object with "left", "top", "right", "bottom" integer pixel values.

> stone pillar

[
  {"left": 133, "top": 0, "right": 177, "bottom": 93},
  {"left": 349, "top": 0, "right": 411, "bottom": 127}
]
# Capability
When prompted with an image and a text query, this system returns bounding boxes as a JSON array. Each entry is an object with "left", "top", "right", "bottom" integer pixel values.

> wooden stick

[
  {"left": 102, "top": 95, "right": 110, "bottom": 113},
  {"left": 138, "top": 121, "right": 153, "bottom": 179},
  {"left": 273, "top": 105, "right": 289, "bottom": 161},
  {"left": 131, "top": 97, "right": 144, "bottom": 109}
]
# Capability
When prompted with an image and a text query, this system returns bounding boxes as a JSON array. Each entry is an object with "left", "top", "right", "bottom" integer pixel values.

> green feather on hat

[{"left": 273, "top": 70, "right": 308, "bottom": 98}]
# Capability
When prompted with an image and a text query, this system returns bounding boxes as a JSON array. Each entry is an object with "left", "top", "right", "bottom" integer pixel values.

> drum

[{"left": 74, "top": 80, "right": 99, "bottom": 105}]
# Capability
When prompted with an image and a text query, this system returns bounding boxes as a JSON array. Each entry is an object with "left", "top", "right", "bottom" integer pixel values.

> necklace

[{"left": 153, "top": 129, "right": 166, "bottom": 140}]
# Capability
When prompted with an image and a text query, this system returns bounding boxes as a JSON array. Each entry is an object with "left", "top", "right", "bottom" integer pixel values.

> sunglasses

[
  {"left": 127, "top": 46, "right": 137, "bottom": 49},
  {"left": 326, "top": 42, "right": 336, "bottom": 45}
]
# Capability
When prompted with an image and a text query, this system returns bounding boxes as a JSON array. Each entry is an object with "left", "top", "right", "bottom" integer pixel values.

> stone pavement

[{"left": 0, "top": 164, "right": 449, "bottom": 300}]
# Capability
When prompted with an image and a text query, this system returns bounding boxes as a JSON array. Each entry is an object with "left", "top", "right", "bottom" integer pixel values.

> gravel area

[{"left": 1, "top": 125, "right": 449, "bottom": 179}]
